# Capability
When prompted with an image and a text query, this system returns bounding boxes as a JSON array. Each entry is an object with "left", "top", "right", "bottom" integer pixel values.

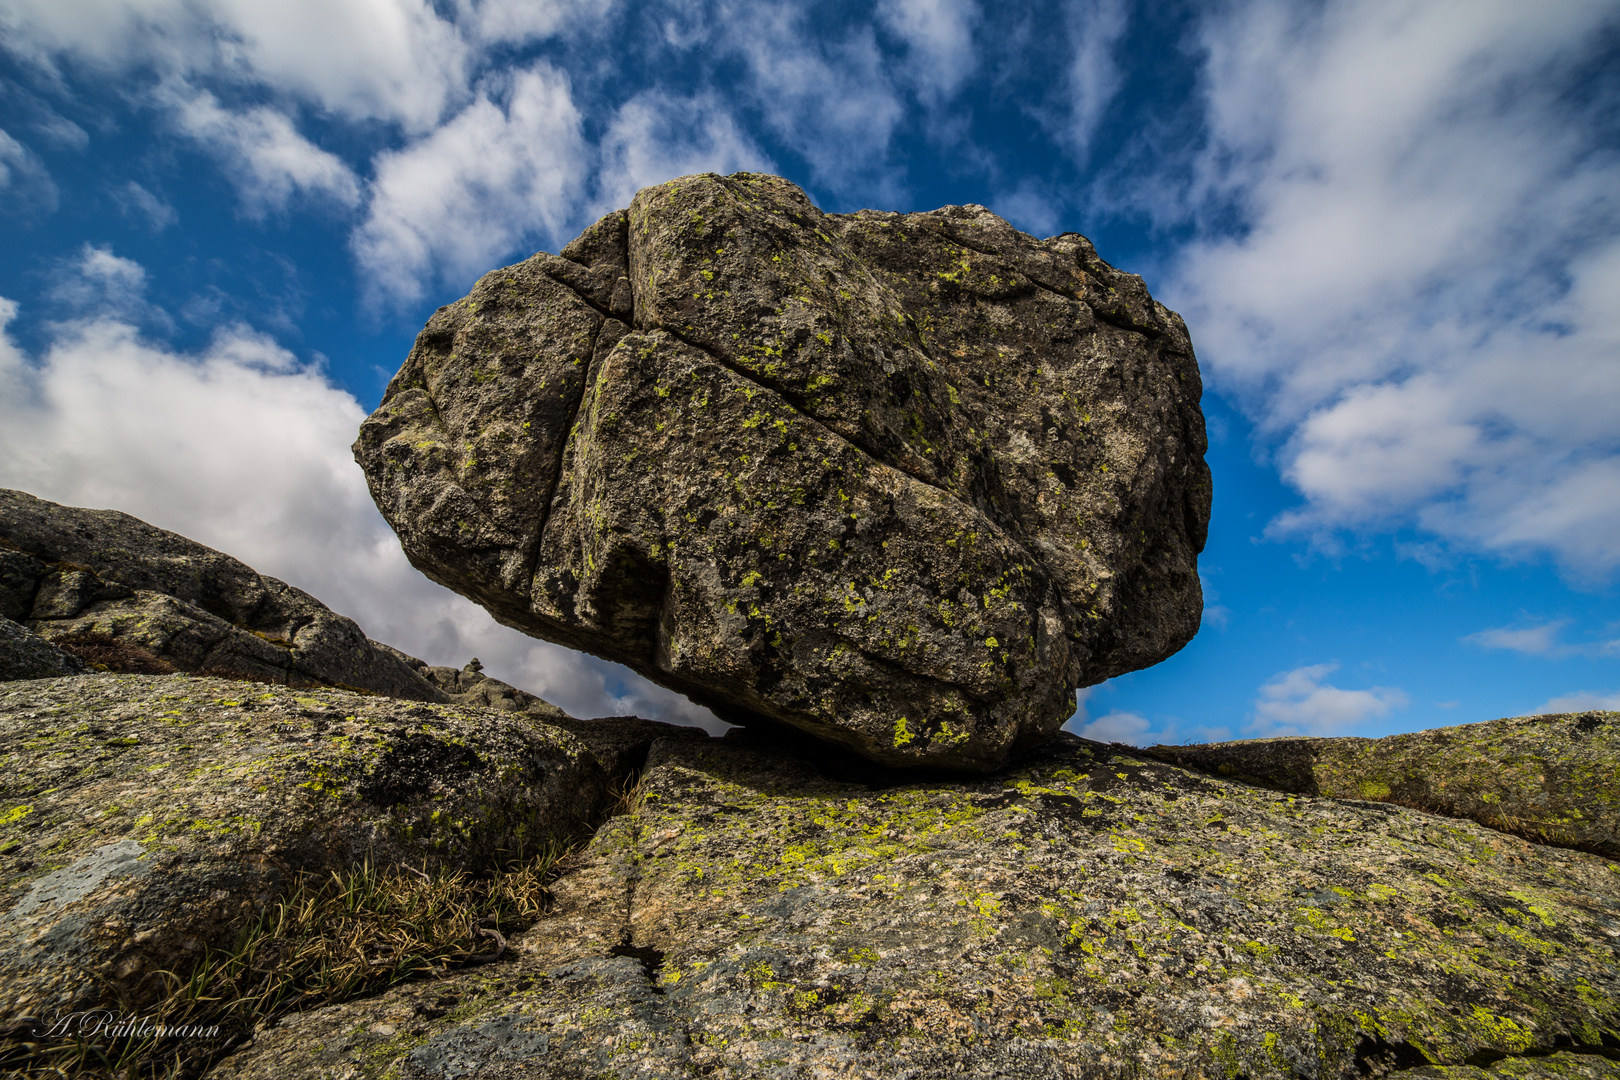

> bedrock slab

[
  {"left": 0, "top": 488, "right": 445, "bottom": 700},
  {"left": 356, "top": 172, "right": 1211, "bottom": 770},
  {"left": 0, "top": 675, "right": 607, "bottom": 1021},
  {"left": 215, "top": 727, "right": 1620, "bottom": 1080},
  {"left": 1145, "top": 710, "right": 1620, "bottom": 859}
]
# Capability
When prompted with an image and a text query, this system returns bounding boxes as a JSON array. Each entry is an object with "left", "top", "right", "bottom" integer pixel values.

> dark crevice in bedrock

[{"left": 1450, "top": 1036, "right": 1620, "bottom": 1071}]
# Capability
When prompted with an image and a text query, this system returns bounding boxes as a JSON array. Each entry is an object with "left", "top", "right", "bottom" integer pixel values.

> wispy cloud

[
  {"left": 164, "top": 87, "right": 362, "bottom": 217},
  {"left": 1165, "top": 0, "right": 1620, "bottom": 581},
  {"left": 1463, "top": 617, "right": 1620, "bottom": 659},
  {"left": 1464, "top": 620, "right": 1569, "bottom": 657},
  {"left": 877, "top": 0, "right": 981, "bottom": 105},
  {"left": 111, "top": 181, "right": 179, "bottom": 232},
  {"left": 1062, "top": 0, "right": 1130, "bottom": 163},
  {"left": 1531, "top": 690, "right": 1620, "bottom": 716},
  {"left": 0, "top": 128, "right": 58, "bottom": 218},
  {"left": 594, "top": 90, "right": 774, "bottom": 216},
  {"left": 1250, "top": 662, "right": 1407, "bottom": 737},
  {"left": 715, "top": 0, "right": 905, "bottom": 193}
]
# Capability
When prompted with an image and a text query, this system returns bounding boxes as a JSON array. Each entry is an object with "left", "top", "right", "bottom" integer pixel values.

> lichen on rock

[
  {"left": 1145, "top": 710, "right": 1620, "bottom": 859},
  {"left": 356, "top": 172, "right": 1212, "bottom": 770},
  {"left": 213, "top": 727, "right": 1620, "bottom": 1080},
  {"left": 0, "top": 674, "right": 608, "bottom": 1021}
]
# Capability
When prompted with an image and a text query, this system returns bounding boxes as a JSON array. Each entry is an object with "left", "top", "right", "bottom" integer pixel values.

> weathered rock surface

[
  {"left": 0, "top": 614, "right": 87, "bottom": 681},
  {"left": 357, "top": 172, "right": 1211, "bottom": 771},
  {"left": 0, "top": 488, "right": 445, "bottom": 700},
  {"left": 216, "top": 724, "right": 1620, "bottom": 1080},
  {"left": 376, "top": 645, "right": 571, "bottom": 722},
  {"left": 0, "top": 674, "right": 608, "bottom": 1021},
  {"left": 1145, "top": 711, "right": 1620, "bottom": 859}
]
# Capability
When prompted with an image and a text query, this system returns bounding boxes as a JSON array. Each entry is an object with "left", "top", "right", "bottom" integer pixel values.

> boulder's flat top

[{"left": 216, "top": 725, "right": 1620, "bottom": 1080}]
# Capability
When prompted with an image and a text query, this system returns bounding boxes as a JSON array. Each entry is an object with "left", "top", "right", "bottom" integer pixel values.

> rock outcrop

[
  {"left": 0, "top": 614, "right": 87, "bottom": 681},
  {"left": 215, "top": 719, "right": 1620, "bottom": 1080},
  {"left": 0, "top": 674, "right": 609, "bottom": 1021},
  {"left": 357, "top": 172, "right": 1211, "bottom": 771},
  {"left": 1145, "top": 710, "right": 1620, "bottom": 859},
  {"left": 0, "top": 489, "right": 444, "bottom": 700}
]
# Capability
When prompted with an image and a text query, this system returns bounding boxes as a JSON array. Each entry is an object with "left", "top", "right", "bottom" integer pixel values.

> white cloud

[
  {"left": 1063, "top": 687, "right": 1230, "bottom": 746},
  {"left": 877, "top": 0, "right": 980, "bottom": 104},
  {"left": 1071, "top": 709, "right": 1153, "bottom": 745},
  {"left": 165, "top": 87, "right": 362, "bottom": 215},
  {"left": 112, "top": 180, "right": 178, "bottom": 232},
  {"left": 1464, "top": 620, "right": 1568, "bottom": 657},
  {"left": 1166, "top": 0, "right": 1620, "bottom": 580},
  {"left": 353, "top": 62, "right": 587, "bottom": 306},
  {"left": 1063, "top": 0, "right": 1129, "bottom": 162},
  {"left": 0, "top": 282, "right": 724, "bottom": 732},
  {"left": 1250, "top": 663, "right": 1406, "bottom": 737},
  {"left": 1531, "top": 690, "right": 1620, "bottom": 716},
  {"left": 0, "top": 0, "right": 471, "bottom": 132},
  {"left": 595, "top": 90, "right": 775, "bottom": 214},
  {"left": 0, "top": 128, "right": 58, "bottom": 216}
]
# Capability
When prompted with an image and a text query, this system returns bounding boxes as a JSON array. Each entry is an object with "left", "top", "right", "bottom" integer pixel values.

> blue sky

[{"left": 1, "top": 0, "right": 1617, "bottom": 741}]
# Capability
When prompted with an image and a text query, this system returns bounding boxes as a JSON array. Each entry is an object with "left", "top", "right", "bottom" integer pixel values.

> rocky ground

[{"left": 1, "top": 670, "right": 1616, "bottom": 1078}]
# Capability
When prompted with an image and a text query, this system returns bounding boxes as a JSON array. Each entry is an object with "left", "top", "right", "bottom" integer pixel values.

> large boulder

[
  {"left": 356, "top": 172, "right": 1211, "bottom": 770},
  {"left": 0, "top": 674, "right": 609, "bottom": 1022},
  {"left": 0, "top": 488, "right": 444, "bottom": 700},
  {"left": 214, "top": 722, "right": 1620, "bottom": 1080}
]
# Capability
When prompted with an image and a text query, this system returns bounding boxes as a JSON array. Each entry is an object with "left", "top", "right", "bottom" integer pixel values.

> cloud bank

[{"left": 0, "top": 258, "right": 726, "bottom": 731}]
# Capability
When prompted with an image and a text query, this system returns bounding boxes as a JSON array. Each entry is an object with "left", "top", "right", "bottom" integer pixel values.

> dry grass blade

[{"left": 0, "top": 844, "right": 574, "bottom": 1080}]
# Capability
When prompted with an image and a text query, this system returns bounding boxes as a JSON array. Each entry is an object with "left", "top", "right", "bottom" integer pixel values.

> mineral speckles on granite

[
  {"left": 214, "top": 730, "right": 1620, "bottom": 1080},
  {"left": 0, "top": 673, "right": 607, "bottom": 1021},
  {"left": 356, "top": 171, "right": 1211, "bottom": 771}
]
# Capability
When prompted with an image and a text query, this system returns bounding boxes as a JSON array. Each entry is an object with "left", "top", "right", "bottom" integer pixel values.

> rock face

[
  {"left": 0, "top": 614, "right": 87, "bottom": 681},
  {"left": 216, "top": 721, "right": 1620, "bottom": 1080},
  {"left": 357, "top": 172, "right": 1211, "bottom": 770},
  {"left": 0, "top": 488, "right": 444, "bottom": 700},
  {"left": 1145, "top": 710, "right": 1620, "bottom": 859},
  {"left": 0, "top": 674, "right": 609, "bottom": 1021}
]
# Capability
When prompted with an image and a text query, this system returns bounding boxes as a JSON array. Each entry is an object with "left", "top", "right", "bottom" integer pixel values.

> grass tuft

[{"left": 0, "top": 844, "right": 573, "bottom": 1080}]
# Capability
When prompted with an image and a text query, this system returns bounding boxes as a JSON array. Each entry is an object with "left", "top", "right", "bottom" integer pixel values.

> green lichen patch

[{"left": 1148, "top": 711, "right": 1620, "bottom": 858}]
